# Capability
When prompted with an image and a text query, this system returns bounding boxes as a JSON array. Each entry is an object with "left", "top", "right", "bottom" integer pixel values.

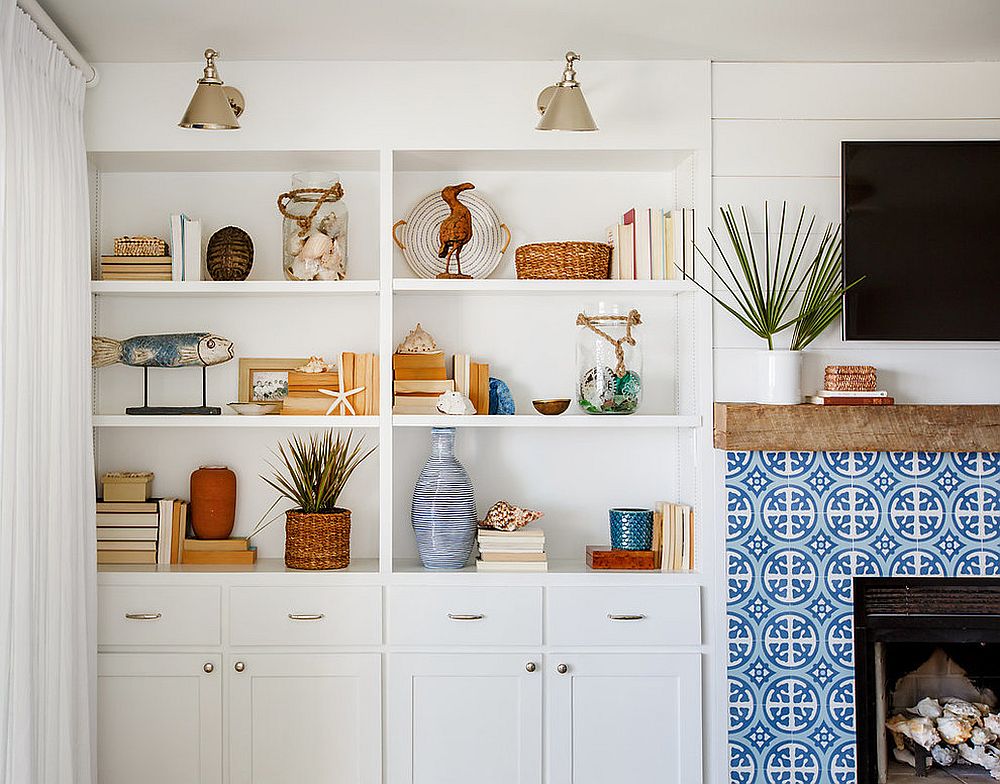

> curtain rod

[{"left": 16, "top": 0, "right": 98, "bottom": 87}]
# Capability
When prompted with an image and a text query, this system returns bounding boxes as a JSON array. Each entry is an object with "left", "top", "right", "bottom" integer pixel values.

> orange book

[
  {"left": 340, "top": 352, "right": 356, "bottom": 415},
  {"left": 393, "top": 368, "right": 448, "bottom": 381},
  {"left": 479, "top": 363, "right": 490, "bottom": 415},
  {"left": 371, "top": 354, "right": 380, "bottom": 415},
  {"left": 356, "top": 354, "right": 368, "bottom": 416},
  {"left": 169, "top": 500, "right": 183, "bottom": 564},
  {"left": 180, "top": 548, "right": 257, "bottom": 565},
  {"left": 392, "top": 352, "right": 446, "bottom": 370},
  {"left": 469, "top": 363, "right": 481, "bottom": 412}
]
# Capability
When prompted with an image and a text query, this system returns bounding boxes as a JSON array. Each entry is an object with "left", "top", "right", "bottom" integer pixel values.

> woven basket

[
  {"left": 514, "top": 241, "right": 611, "bottom": 280},
  {"left": 114, "top": 236, "right": 168, "bottom": 257},
  {"left": 284, "top": 509, "right": 351, "bottom": 569}
]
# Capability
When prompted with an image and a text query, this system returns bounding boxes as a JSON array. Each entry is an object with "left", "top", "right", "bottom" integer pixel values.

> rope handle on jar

[
  {"left": 576, "top": 309, "right": 642, "bottom": 378},
  {"left": 277, "top": 183, "right": 345, "bottom": 238}
]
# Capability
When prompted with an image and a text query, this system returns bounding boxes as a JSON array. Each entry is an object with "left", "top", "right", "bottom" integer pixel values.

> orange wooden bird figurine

[{"left": 437, "top": 182, "right": 475, "bottom": 279}]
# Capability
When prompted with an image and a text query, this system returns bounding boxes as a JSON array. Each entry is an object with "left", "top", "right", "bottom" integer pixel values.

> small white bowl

[{"left": 228, "top": 401, "right": 282, "bottom": 416}]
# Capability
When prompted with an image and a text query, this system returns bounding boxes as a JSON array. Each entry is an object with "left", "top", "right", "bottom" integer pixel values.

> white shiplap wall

[{"left": 712, "top": 62, "right": 1000, "bottom": 403}]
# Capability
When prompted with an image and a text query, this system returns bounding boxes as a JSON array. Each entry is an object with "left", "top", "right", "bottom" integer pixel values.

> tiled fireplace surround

[{"left": 725, "top": 451, "right": 1000, "bottom": 784}]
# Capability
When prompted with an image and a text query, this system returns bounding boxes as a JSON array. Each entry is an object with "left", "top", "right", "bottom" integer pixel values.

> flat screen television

[{"left": 842, "top": 140, "right": 1000, "bottom": 341}]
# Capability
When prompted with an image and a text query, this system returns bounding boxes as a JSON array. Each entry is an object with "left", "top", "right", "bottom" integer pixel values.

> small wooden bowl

[{"left": 532, "top": 398, "right": 571, "bottom": 416}]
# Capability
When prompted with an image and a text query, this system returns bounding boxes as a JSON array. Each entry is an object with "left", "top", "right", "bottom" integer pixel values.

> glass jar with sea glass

[{"left": 576, "top": 304, "right": 643, "bottom": 414}]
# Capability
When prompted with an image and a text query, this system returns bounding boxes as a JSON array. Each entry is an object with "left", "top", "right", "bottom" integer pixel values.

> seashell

[
  {"left": 931, "top": 744, "right": 958, "bottom": 766},
  {"left": 978, "top": 703, "right": 995, "bottom": 716},
  {"left": 974, "top": 726, "right": 998, "bottom": 745},
  {"left": 886, "top": 715, "right": 940, "bottom": 750},
  {"left": 300, "top": 231, "right": 333, "bottom": 260},
  {"left": 285, "top": 232, "right": 305, "bottom": 258},
  {"left": 937, "top": 715, "right": 974, "bottom": 745},
  {"left": 479, "top": 500, "right": 544, "bottom": 532},
  {"left": 944, "top": 699, "right": 982, "bottom": 722},
  {"left": 319, "top": 212, "right": 343, "bottom": 238},
  {"left": 912, "top": 697, "right": 943, "bottom": 718},
  {"left": 958, "top": 742, "right": 1000, "bottom": 771},
  {"left": 315, "top": 266, "right": 341, "bottom": 281},
  {"left": 985, "top": 714, "right": 1000, "bottom": 735},
  {"left": 396, "top": 323, "right": 438, "bottom": 354},
  {"left": 891, "top": 747, "right": 918, "bottom": 769},
  {"left": 318, "top": 239, "right": 346, "bottom": 279},
  {"left": 206, "top": 226, "right": 253, "bottom": 281},
  {"left": 296, "top": 356, "right": 332, "bottom": 374},
  {"left": 291, "top": 255, "right": 320, "bottom": 281},
  {"left": 436, "top": 391, "right": 475, "bottom": 416}
]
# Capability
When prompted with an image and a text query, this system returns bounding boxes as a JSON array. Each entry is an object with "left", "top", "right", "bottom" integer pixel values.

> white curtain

[{"left": 0, "top": 2, "right": 95, "bottom": 783}]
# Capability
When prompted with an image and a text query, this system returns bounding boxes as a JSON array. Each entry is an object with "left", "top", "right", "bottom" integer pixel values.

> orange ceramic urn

[{"left": 190, "top": 465, "right": 237, "bottom": 539}]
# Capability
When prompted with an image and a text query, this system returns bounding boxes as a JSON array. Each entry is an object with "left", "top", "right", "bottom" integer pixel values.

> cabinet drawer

[
  {"left": 547, "top": 587, "right": 701, "bottom": 646},
  {"left": 98, "top": 585, "right": 221, "bottom": 646},
  {"left": 229, "top": 586, "right": 382, "bottom": 646},
  {"left": 389, "top": 587, "right": 542, "bottom": 646}
]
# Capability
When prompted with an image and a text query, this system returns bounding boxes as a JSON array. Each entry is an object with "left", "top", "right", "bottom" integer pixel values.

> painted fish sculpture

[{"left": 92, "top": 332, "right": 234, "bottom": 368}]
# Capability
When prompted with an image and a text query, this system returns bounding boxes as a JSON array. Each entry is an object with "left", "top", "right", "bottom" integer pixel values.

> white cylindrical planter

[{"left": 756, "top": 350, "right": 802, "bottom": 405}]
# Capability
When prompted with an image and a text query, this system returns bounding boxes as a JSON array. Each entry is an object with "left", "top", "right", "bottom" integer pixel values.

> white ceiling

[{"left": 41, "top": 0, "right": 1000, "bottom": 63}]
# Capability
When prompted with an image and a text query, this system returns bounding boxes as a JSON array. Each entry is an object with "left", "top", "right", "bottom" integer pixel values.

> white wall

[{"left": 712, "top": 62, "right": 1000, "bottom": 403}]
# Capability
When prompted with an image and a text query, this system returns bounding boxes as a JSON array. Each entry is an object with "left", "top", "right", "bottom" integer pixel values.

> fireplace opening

[{"left": 855, "top": 578, "right": 1000, "bottom": 783}]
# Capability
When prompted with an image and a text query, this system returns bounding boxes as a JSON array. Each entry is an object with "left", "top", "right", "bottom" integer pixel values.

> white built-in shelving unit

[{"left": 90, "top": 146, "right": 713, "bottom": 577}]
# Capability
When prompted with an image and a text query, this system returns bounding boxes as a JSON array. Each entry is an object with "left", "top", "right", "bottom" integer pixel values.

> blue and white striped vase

[{"left": 411, "top": 427, "right": 477, "bottom": 569}]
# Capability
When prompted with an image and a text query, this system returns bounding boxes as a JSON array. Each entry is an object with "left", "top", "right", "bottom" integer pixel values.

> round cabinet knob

[
  {"left": 203, "top": 662, "right": 214, "bottom": 674},
  {"left": 234, "top": 661, "right": 246, "bottom": 673},
  {"left": 525, "top": 662, "right": 536, "bottom": 673},
  {"left": 556, "top": 663, "right": 568, "bottom": 674}
]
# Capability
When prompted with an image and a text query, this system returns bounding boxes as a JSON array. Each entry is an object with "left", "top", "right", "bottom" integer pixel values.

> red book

[{"left": 622, "top": 208, "right": 637, "bottom": 280}]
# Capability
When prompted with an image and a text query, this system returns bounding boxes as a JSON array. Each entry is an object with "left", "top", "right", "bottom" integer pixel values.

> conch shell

[
  {"left": 912, "top": 697, "right": 943, "bottom": 718},
  {"left": 479, "top": 500, "right": 544, "bottom": 532},
  {"left": 944, "top": 699, "right": 982, "bottom": 722},
  {"left": 886, "top": 715, "right": 941, "bottom": 750},
  {"left": 296, "top": 356, "right": 332, "bottom": 373},
  {"left": 937, "top": 714, "right": 974, "bottom": 745},
  {"left": 396, "top": 323, "right": 438, "bottom": 354},
  {"left": 300, "top": 231, "right": 333, "bottom": 260}
]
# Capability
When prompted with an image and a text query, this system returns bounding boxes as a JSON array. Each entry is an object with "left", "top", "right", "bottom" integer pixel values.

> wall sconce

[
  {"left": 536, "top": 51, "right": 597, "bottom": 132},
  {"left": 178, "top": 49, "right": 245, "bottom": 130}
]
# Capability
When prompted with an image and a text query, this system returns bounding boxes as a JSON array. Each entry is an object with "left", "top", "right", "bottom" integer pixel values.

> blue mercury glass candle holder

[{"left": 609, "top": 507, "right": 654, "bottom": 550}]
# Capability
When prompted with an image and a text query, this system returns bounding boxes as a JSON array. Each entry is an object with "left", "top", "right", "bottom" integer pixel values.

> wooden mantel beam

[{"left": 714, "top": 403, "right": 1000, "bottom": 452}]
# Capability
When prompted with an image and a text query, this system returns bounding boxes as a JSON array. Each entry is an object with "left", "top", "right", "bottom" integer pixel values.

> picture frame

[{"left": 237, "top": 357, "right": 309, "bottom": 403}]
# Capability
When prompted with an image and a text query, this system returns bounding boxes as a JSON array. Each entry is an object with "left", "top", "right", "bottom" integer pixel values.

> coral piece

[
  {"left": 436, "top": 391, "right": 475, "bottom": 416},
  {"left": 479, "top": 500, "right": 543, "bottom": 533},
  {"left": 973, "top": 727, "right": 998, "bottom": 746},
  {"left": 488, "top": 377, "right": 515, "bottom": 415},
  {"left": 296, "top": 356, "right": 333, "bottom": 374},
  {"left": 396, "top": 323, "right": 438, "bottom": 354},
  {"left": 958, "top": 743, "right": 1000, "bottom": 779}
]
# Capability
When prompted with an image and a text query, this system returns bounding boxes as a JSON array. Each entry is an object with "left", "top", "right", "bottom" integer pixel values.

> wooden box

[
  {"left": 585, "top": 545, "right": 658, "bottom": 570},
  {"left": 101, "top": 472, "right": 153, "bottom": 502}
]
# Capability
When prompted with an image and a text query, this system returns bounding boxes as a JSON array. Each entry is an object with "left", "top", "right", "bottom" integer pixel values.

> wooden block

[
  {"left": 585, "top": 546, "right": 658, "bottom": 570},
  {"left": 180, "top": 547, "right": 257, "bottom": 565},
  {"left": 393, "top": 368, "right": 448, "bottom": 381},
  {"left": 393, "top": 352, "right": 446, "bottom": 369},
  {"left": 182, "top": 537, "right": 249, "bottom": 551}
]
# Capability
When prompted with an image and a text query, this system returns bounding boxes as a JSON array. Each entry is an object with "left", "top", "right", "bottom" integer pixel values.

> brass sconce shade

[
  {"left": 536, "top": 51, "right": 597, "bottom": 132},
  {"left": 179, "top": 49, "right": 245, "bottom": 130}
]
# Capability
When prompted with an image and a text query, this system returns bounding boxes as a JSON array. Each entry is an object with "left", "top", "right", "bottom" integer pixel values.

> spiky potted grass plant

[
  {"left": 261, "top": 430, "right": 375, "bottom": 570},
  {"left": 690, "top": 202, "right": 861, "bottom": 403}
]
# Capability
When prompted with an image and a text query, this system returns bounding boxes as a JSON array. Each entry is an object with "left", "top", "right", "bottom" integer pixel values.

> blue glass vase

[
  {"left": 609, "top": 508, "right": 654, "bottom": 550},
  {"left": 411, "top": 428, "right": 477, "bottom": 569}
]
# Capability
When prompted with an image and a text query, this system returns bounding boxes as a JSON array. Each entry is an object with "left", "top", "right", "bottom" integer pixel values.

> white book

[
  {"left": 651, "top": 209, "right": 665, "bottom": 280},
  {"left": 476, "top": 560, "right": 548, "bottom": 572},
  {"left": 96, "top": 512, "right": 159, "bottom": 527},
  {"left": 182, "top": 215, "right": 202, "bottom": 282},
  {"left": 618, "top": 222, "right": 635, "bottom": 280},
  {"left": 680, "top": 505, "right": 692, "bottom": 572},
  {"left": 98, "top": 540, "right": 157, "bottom": 551},
  {"left": 819, "top": 389, "right": 888, "bottom": 398},
  {"left": 156, "top": 498, "right": 174, "bottom": 565},
  {"left": 169, "top": 214, "right": 183, "bottom": 281},
  {"left": 668, "top": 210, "right": 685, "bottom": 280},
  {"left": 663, "top": 213, "right": 677, "bottom": 280},
  {"left": 606, "top": 224, "right": 620, "bottom": 280},
  {"left": 97, "top": 527, "right": 160, "bottom": 541},
  {"left": 635, "top": 208, "right": 652, "bottom": 281},
  {"left": 478, "top": 528, "right": 545, "bottom": 538},
  {"left": 683, "top": 209, "right": 696, "bottom": 280}
]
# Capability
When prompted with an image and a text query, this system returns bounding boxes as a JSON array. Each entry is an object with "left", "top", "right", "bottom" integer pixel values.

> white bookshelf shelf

[
  {"left": 91, "top": 280, "right": 380, "bottom": 296},
  {"left": 392, "top": 278, "right": 698, "bottom": 295},
  {"left": 93, "top": 415, "right": 380, "bottom": 428},
  {"left": 391, "top": 414, "right": 701, "bottom": 428}
]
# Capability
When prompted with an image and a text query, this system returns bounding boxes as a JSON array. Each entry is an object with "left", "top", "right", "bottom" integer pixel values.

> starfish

[{"left": 318, "top": 384, "right": 365, "bottom": 416}]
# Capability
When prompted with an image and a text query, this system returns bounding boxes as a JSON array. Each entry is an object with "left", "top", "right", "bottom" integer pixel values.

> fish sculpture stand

[{"left": 92, "top": 332, "right": 235, "bottom": 415}]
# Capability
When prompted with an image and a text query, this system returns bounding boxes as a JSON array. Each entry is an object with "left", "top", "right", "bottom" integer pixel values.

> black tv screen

[{"left": 842, "top": 140, "right": 1000, "bottom": 341}]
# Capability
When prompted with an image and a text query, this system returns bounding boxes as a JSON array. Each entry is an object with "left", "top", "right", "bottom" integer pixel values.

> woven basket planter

[
  {"left": 284, "top": 508, "right": 351, "bottom": 569},
  {"left": 514, "top": 241, "right": 611, "bottom": 280}
]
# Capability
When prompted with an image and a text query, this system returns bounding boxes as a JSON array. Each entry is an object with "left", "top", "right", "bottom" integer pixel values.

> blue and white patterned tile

[
  {"left": 886, "top": 451, "right": 943, "bottom": 481},
  {"left": 952, "top": 546, "right": 990, "bottom": 576},
  {"left": 729, "top": 740, "right": 758, "bottom": 784},
  {"left": 759, "top": 609, "right": 821, "bottom": 672},
  {"left": 827, "top": 739, "right": 857, "bottom": 784},
  {"left": 727, "top": 548, "right": 757, "bottom": 604},
  {"left": 727, "top": 484, "right": 761, "bottom": 545},
  {"left": 953, "top": 482, "right": 1000, "bottom": 545},
  {"left": 728, "top": 675, "right": 758, "bottom": 734},
  {"left": 760, "top": 451, "right": 817, "bottom": 480},
  {"left": 760, "top": 547, "right": 821, "bottom": 607},
  {"left": 727, "top": 451, "right": 755, "bottom": 481},
  {"left": 888, "top": 547, "right": 946, "bottom": 575},
  {"left": 759, "top": 484, "right": 821, "bottom": 543},
  {"left": 824, "top": 484, "right": 882, "bottom": 546},
  {"left": 980, "top": 453, "right": 1000, "bottom": 481},
  {"left": 886, "top": 484, "right": 947, "bottom": 544},
  {"left": 727, "top": 612, "right": 758, "bottom": 671},
  {"left": 825, "top": 676, "right": 856, "bottom": 735},
  {"left": 759, "top": 674, "right": 823, "bottom": 736},
  {"left": 823, "top": 451, "right": 880, "bottom": 481},
  {"left": 762, "top": 739, "right": 824, "bottom": 784},
  {"left": 822, "top": 611, "right": 855, "bottom": 670}
]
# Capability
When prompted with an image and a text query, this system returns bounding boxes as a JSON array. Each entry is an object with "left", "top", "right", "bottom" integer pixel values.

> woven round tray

[
  {"left": 284, "top": 508, "right": 351, "bottom": 570},
  {"left": 515, "top": 241, "right": 611, "bottom": 280}
]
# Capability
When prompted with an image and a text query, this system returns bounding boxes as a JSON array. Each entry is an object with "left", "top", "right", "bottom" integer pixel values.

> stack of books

[
  {"left": 806, "top": 364, "right": 894, "bottom": 406},
  {"left": 96, "top": 498, "right": 186, "bottom": 565},
  {"left": 453, "top": 354, "right": 489, "bottom": 415},
  {"left": 653, "top": 501, "right": 695, "bottom": 572},
  {"left": 281, "top": 352, "right": 379, "bottom": 416},
  {"left": 393, "top": 351, "right": 447, "bottom": 414},
  {"left": 476, "top": 528, "right": 547, "bottom": 572},
  {"left": 100, "top": 255, "right": 172, "bottom": 281},
  {"left": 169, "top": 213, "right": 202, "bottom": 281},
  {"left": 607, "top": 207, "right": 695, "bottom": 281}
]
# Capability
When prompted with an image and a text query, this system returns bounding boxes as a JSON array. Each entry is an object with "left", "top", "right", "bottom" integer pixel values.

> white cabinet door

[
  {"left": 388, "top": 653, "right": 542, "bottom": 784},
  {"left": 97, "top": 653, "right": 222, "bottom": 784},
  {"left": 547, "top": 653, "right": 702, "bottom": 784},
  {"left": 228, "top": 653, "right": 381, "bottom": 784}
]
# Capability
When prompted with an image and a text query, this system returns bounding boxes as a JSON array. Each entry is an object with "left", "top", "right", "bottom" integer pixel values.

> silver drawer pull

[
  {"left": 608, "top": 613, "right": 646, "bottom": 621},
  {"left": 447, "top": 613, "right": 485, "bottom": 621},
  {"left": 124, "top": 612, "right": 162, "bottom": 621},
  {"left": 288, "top": 613, "right": 325, "bottom": 621}
]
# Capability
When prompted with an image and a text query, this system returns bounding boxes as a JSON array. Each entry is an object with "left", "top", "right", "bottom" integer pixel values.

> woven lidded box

[{"left": 113, "top": 236, "right": 168, "bottom": 257}]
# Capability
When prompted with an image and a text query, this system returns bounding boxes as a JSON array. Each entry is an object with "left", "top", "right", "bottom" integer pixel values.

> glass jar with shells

[
  {"left": 278, "top": 172, "right": 348, "bottom": 281},
  {"left": 576, "top": 305, "right": 643, "bottom": 414}
]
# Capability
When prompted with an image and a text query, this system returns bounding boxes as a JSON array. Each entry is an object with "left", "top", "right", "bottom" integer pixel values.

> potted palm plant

[
  {"left": 261, "top": 430, "right": 375, "bottom": 569},
  {"left": 690, "top": 202, "right": 862, "bottom": 404}
]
